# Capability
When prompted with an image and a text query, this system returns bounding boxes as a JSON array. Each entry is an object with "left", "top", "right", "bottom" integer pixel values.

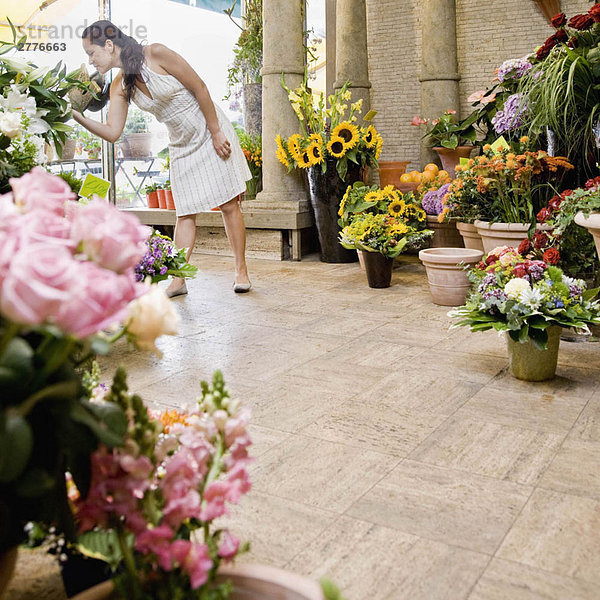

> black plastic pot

[
  {"left": 361, "top": 251, "right": 394, "bottom": 288},
  {"left": 60, "top": 547, "right": 112, "bottom": 598}
]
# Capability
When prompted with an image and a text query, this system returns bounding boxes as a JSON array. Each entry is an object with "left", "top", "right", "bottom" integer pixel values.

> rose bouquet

[
  {"left": 449, "top": 245, "right": 600, "bottom": 348},
  {"left": 276, "top": 76, "right": 382, "bottom": 181},
  {"left": 0, "top": 168, "right": 179, "bottom": 562},
  {"left": 135, "top": 230, "right": 199, "bottom": 284}
]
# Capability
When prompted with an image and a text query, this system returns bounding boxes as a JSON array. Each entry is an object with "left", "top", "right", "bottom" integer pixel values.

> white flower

[
  {"left": 125, "top": 285, "right": 180, "bottom": 356},
  {"left": 505, "top": 277, "right": 530, "bottom": 299},
  {"left": 489, "top": 246, "right": 509, "bottom": 256},
  {"left": 0, "top": 111, "right": 22, "bottom": 138},
  {"left": 519, "top": 285, "right": 543, "bottom": 309},
  {"left": 30, "top": 134, "right": 47, "bottom": 164}
]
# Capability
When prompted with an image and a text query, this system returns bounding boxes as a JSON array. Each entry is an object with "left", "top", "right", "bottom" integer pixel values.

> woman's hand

[{"left": 211, "top": 129, "right": 232, "bottom": 160}]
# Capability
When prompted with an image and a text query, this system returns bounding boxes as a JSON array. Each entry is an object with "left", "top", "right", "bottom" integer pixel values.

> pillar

[
  {"left": 254, "top": 0, "right": 307, "bottom": 208},
  {"left": 419, "top": 0, "right": 461, "bottom": 167},
  {"left": 326, "top": 0, "right": 336, "bottom": 100},
  {"left": 334, "top": 0, "right": 371, "bottom": 115}
]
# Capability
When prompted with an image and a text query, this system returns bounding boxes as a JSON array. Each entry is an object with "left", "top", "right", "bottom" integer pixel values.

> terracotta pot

[
  {"left": 506, "top": 325, "right": 561, "bottom": 381},
  {"left": 146, "top": 190, "right": 159, "bottom": 208},
  {"left": 426, "top": 216, "right": 464, "bottom": 248},
  {"left": 165, "top": 189, "right": 175, "bottom": 210},
  {"left": 418, "top": 247, "right": 483, "bottom": 306},
  {"left": 70, "top": 564, "right": 325, "bottom": 600},
  {"left": 534, "top": 0, "right": 561, "bottom": 23},
  {"left": 574, "top": 211, "right": 600, "bottom": 260},
  {"left": 157, "top": 188, "right": 167, "bottom": 209},
  {"left": 0, "top": 547, "right": 18, "bottom": 600},
  {"left": 474, "top": 220, "right": 549, "bottom": 255},
  {"left": 395, "top": 182, "right": 420, "bottom": 194},
  {"left": 456, "top": 221, "right": 484, "bottom": 251},
  {"left": 360, "top": 251, "right": 394, "bottom": 288},
  {"left": 433, "top": 146, "right": 474, "bottom": 177},
  {"left": 377, "top": 160, "right": 410, "bottom": 188}
]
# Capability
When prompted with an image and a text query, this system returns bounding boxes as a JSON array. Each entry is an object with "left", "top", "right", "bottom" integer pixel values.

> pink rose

[
  {"left": 18, "top": 210, "right": 74, "bottom": 248},
  {"left": 1, "top": 243, "right": 79, "bottom": 325},
  {"left": 70, "top": 199, "right": 151, "bottom": 273},
  {"left": 55, "top": 262, "right": 145, "bottom": 338},
  {"left": 9, "top": 167, "right": 76, "bottom": 215},
  {"left": 217, "top": 531, "right": 240, "bottom": 561}
]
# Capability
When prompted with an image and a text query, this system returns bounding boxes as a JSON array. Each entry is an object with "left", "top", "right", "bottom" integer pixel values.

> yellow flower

[
  {"left": 275, "top": 135, "right": 290, "bottom": 167},
  {"left": 327, "top": 136, "right": 347, "bottom": 158},
  {"left": 287, "top": 134, "right": 303, "bottom": 161},
  {"left": 388, "top": 199, "right": 405, "bottom": 217},
  {"left": 309, "top": 133, "right": 324, "bottom": 145},
  {"left": 306, "top": 141, "right": 324, "bottom": 166},
  {"left": 342, "top": 90, "right": 352, "bottom": 101},
  {"left": 364, "top": 191, "right": 381, "bottom": 204},
  {"left": 297, "top": 151, "right": 313, "bottom": 169},
  {"left": 338, "top": 185, "right": 351, "bottom": 217},
  {"left": 375, "top": 135, "right": 383, "bottom": 159},
  {"left": 351, "top": 99, "right": 363, "bottom": 112},
  {"left": 332, "top": 121, "right": 360, "bottom": 149},
  {"left": 362, "top": 125, "right": 377, "bottom": 148},
  {"left": 520, "top": 136, "right": 529, "bottom": 143}
]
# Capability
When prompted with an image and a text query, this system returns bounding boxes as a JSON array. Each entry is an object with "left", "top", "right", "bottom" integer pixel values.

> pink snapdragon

[
  {"left": 217, "top": 530, "right": 240, "bottom": 562},
  {"left": 135, "top": 525, "right": 176, "bottom": 571},
  {"left": 170, "top": 541, "right": 212, "bottom": 589}
]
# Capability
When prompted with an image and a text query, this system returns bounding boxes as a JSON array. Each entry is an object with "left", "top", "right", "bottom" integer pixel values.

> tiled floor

[{"left": 9, "top": 253, "right": 600, "bottom": 600}]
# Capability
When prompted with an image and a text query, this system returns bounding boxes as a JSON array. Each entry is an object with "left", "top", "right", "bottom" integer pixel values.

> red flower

[
  {"left": 513, "top": 264, "right": 528, "bottom": 278},
  {"left": 561, "top": 189, "right": 574, "bottom": 197},
  {"left": 567, "top": 36, "right": 579, "bottom": 49},
  {"left": 537, "top": 207, "right": 551, "bottom": 223},
  {"left": 585, "top": 176, "right": 600, "bottom": 190},
  {"left": 590, "top": 4, "right": 600, "bottom": 22},
  {"left": 548, "top": 195, "right": 563, "bottom": 211},
  {"left": 555, "top": 28, "right": 568, "bottom": 42},
  {"left": 476, "top": 261, "right": 486, "bottom": 270},
  {"left": 542, "top": 247, "right": 560, "bottom": 265},
  {"left": 568, "top": 14, "right": 594, "bottom": 30},
  {"left": 518, "top": 239, "right": 531, "bottom": 255},
  {"left": 533, "top": 231, "right": 549, "bottom": 250},
  {"left": 551, "top": 12, "right": 567, "bottom": 28},
  {"left": 485, "top": 254, "right": 499, "bottom": 265}
]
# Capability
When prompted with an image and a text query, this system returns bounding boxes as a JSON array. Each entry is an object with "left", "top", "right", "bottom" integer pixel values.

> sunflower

[
  {"left": 287, "top": 134, "right": 303, "bottom": 161},
  {"left": 381, "top": 185, "right": 400, "bottom": 204},
  {"left": 332, "top": 121, "right": 360, "bottom": 149},
  {"left": 275, "top": 135, "right": 290, "bottom": 167},
  {"left": 375, "top": 134, "right": 383, "bottom": 160},
  {"left": 364, "top": 191, "right": 382, "bottom": 204},
  {"left": 309, "top": 133, "right": 324, "bottom": 145},
  {"left": 388, "top": 198, "right": 406, "bottom": 217},
  {"left": 327, "top": 135, "right": 347, "bottom": 158},
  {"left": 362, "top": 125, "right": 378, "bottom": 148},
  {"left": 338, "top": 185, "right": 351, "bottom": 217},
  {"left": 306, "top": 141, "right": 324, "bottom": 166},
  {"left": 297, "top": 151, "right": 313, "bottom": 169}
]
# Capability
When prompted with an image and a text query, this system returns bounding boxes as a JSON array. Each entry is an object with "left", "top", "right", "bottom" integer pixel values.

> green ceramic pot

[{"left": 506, "top": 325, "right": 561, "bottom": 381}]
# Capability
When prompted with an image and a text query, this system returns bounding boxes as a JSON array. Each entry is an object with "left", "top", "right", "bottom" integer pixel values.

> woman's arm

[
  {"left": 72, "top": 74, "right": 129, "bottom": 144},
  {"left": 148, "top": 44, "right": 232, "bottom": 160}
]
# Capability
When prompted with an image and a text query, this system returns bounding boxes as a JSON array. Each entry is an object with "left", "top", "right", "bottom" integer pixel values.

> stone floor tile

[
  {"left": 497, "top": 489, "right": 600, "bottom": 584},
  {"left": 570, "top": 395, "right": 600, "bottom": 443},
  {"left": 247, "top": 424, "right": 291, "bottom": 458},
  {"left": 468, "top": 558, "right": 599, "bottom": 600},
  {"left": 251, "top": 435, "right": 399, "bottom": 513},
  {"left": 346, "top": 460, "right": 532, "bottom": 554},
  {"left": 410, "top": 417, "right": 564, "bottom": 485},
  {"left": 537, "top": 439, "right": 600, "bottom": 500},
  {"left": 288, "top": 516, "right": 488, "bottom": 600},
  {"left": 433, "top": 328, "right": 507, "bottom": 357}
]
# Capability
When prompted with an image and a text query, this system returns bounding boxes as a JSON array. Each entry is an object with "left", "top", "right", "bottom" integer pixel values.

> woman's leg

[
  {"left": 167, "top": 214, "right": 197, "bottom": 293},
  {"left": 219, "top": 196, "right": 250, "bottom": 285}
]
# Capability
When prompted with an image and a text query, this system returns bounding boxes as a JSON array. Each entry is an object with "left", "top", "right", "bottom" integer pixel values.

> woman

[{"left": 73, "top": 20, "right": 252, "bottom": 296}]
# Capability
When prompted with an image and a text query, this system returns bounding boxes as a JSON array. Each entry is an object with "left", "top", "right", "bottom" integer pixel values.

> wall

[{"left": 366, "top": 0, "right": 591, "bottom": 171}]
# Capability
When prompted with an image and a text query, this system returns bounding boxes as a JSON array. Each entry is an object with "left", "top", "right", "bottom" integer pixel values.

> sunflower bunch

[{"left": 277, "top": 74, "right": 383, "bottom": 180}]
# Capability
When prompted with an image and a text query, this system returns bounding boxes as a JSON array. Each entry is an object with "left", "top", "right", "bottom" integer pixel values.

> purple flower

[
  {"left": 421, "top": 183, "right": 451, "bottom": 215},
  {"left": 496, "top": 57, "right": 533, "bottom": 82},
  {"left": 492, "top": 94, "right": 528, "bottom": 134}
]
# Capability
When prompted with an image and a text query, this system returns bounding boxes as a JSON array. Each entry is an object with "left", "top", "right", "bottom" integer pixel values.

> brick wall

[{"left": 365, "top": 0, "right": 591, "bottom": 171}]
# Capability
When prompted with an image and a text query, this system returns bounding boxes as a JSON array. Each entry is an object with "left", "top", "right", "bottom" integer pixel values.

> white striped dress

[{"left": 130, "top": 63, "right": 251, "bottom": 215}]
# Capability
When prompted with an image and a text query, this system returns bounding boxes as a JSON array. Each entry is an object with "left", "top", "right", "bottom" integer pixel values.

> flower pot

[
  {"left": 396, "top": 182, "right": 420, "bottom": 194},
  {"left": 456, "top": 221, "right": 484, "bottom": 251},
  {"left": 418, "top": 247, "right": 483, "bottom": 306},
  {"left": 243, "top": 82, "right": 262, "bottom": 137},
  {"left": 357, "top": 249, "right": 365, "bottom": 270},
  {"left": 123, "top": 133, "right": 152, "bottom": 158},
  {"left": 146, "top": 191, "right": 159, "bottom": 208},
  {"left": 361, "top": 251, "right": 394, "bottom": 288},
  {"left": 426, "top": 216, "right": 464, "bottom": 248},
  {"left": 377, "top": 160, "right": 410, "bottom": 188},
  {"left": 157, "top": 188, "right": 167, "bottom": 209},
  {"left": 165, "top": 189, "right": 175, "bottom": 210},
  {"left": 60, "top": 547, "right": 112, "bottom": 598},
  {"left": 574, "top": 211, "right": 600, "bottom": 260},
  {"left": 0, "top": 547, "right": 18, "bottom": 600},
  {"left": 70, "top": 564, "right": 325, "bottom": 600},
  {"left": 433, "top": 146, "right": 474, "bottom": 177},
  {"left": 474, "top": 220, "right": 550, "bottom": 255},
  {"left": 506, "top": 325, "right": 561, "bottom": 381},
  {"left": 60, "top": 138, "right": 77, "bottom": 160},
  {"left": 306, "top": 159, "right": 362, "bottom": 263}
]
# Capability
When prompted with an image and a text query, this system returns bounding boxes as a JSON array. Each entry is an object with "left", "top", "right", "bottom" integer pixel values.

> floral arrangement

[
  {"left": 135, "top": 230, "right": 199, "bottom": 284},
  {"left": 441, "top": 142, "right": 573, "bottom": 224},
  {"left": 72, "top": 369, "right": 252, "bottom": 599},
  {"left": 410, "top": 110, "right": 476, "bottom": 150},
  {"left": 449, "top": 246, "right": 600, "bottom": 348},
  {"left": 421, "top": 183, "right": 452, "bottom": 218},
  {"left": 338, "top": 183, "right": 432, "bottom": 257},
  {"left": 0, "top": 167, "right": 179, "bottom": 555},
  {"left": 237, "top": 130, "right": 262, "bottom": 198},
  {"left": 276, "top": 77, "right": 382, "bottom": 180}
]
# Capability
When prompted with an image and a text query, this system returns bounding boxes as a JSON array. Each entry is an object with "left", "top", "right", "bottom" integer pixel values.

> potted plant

[
  {"left": 144, "top": 183, "right": 159, "bottom": 208},
  {"left": 449, "top": 246, "right": 600, "bottom": 381},
  {"left": 163, "top": 180, "right": 175, "bottom": 210},
  {"left": 236, "top": 128, "right": 262, "bottom": 199},
  {"left": 120, "top": 108, "right": 152, "bottom": 158},
  {"left": 75, "top": 127, "right": 102, "bottom": 160},
  {"left": 277, "top": 76, "right": 382, "bottom": 262},
  {"left": 155, "top": 184, "right": 167, "bottom": 209},
  {"left": 420, "top": 181, "right": 464, "bottom": 248},
  {"left": 338, "top": 183, "right": 433, "bottom": 287}
]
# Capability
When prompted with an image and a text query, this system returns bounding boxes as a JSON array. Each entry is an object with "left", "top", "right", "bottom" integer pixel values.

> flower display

[
  {"left": 410, "top": 109, "right": 476, "bottom": 150},
  {"left": 491, "top": 93, "right": 528, "bottom": 134},
  {"left": 277, "top": 76, "right": 382, "bottom": 180},
  {"left": 496, "top": 56, "right": 534, "bottom": 82},
  {"left": 135, "top": 230, "right": 198, "bottom": 284},
  {"left": 237, "top": 130, "right": 262, "bottom": 198},
  {"left": 449, "top": 246, "right": 600, "bottom": 348},
  {"left": 74, "top": 370, "right": 251, "bottom": 598},
  {"left": 421, "top": 183, "right": 451, "bottom": 218}
]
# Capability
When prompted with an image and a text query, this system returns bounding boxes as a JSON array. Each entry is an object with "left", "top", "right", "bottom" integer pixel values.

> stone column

[
  {"left": 419, "top": 0, "right": 461, "bottom": 167},
  {"left": 253, "top": 0, "right": 307, "bottom": 209},
  {"left": 334, "top": 0, "right": 370, "bottom": 115},
  {"left": 326, "top": 0, "right": 336, "bottom": 99}
]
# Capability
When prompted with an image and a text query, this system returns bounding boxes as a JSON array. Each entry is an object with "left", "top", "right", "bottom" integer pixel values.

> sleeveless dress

[{"left": 130, "top": 63, "right": 251, "bottom": 216}]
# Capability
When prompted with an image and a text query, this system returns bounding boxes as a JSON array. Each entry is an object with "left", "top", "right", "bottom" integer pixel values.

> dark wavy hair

[{"left": 82, "top": 20, "right": 144, "bottom": 103}]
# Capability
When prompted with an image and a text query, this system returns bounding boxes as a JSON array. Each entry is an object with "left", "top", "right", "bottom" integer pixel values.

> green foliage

[
  {"left": 55, "top": 170, "right": 84, "bottom": 194},
  {"left": 321, "top": 578, "right": 347, "bottom": 600}
]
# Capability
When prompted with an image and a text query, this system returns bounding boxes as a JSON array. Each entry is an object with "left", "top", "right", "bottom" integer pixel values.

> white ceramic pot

[{"left": 574, "top": 211, "right": 600, "bottom": 259}]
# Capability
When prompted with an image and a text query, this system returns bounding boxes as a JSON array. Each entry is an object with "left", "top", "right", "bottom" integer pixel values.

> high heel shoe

[
  {"left": 233, "top": 281, "right": 252, "bottom": 293},
  {"left": 166, "top": 282, "right": 188, "bottom": 298}
]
